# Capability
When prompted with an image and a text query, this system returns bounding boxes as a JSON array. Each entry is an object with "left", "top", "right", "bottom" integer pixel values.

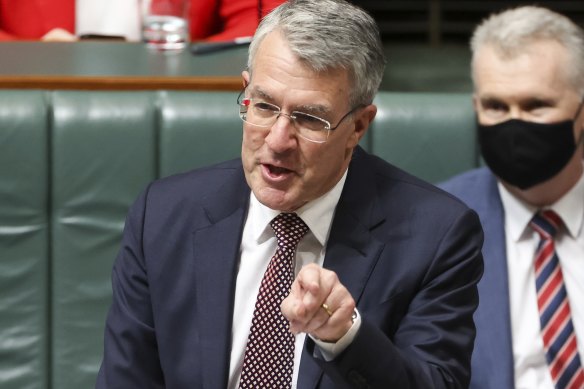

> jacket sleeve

[
  {"left": 307, "top": 208, "right": 484, "bottom": 389},
  {"left": 96, "top": 185, "right": 165, "bottom": 389}
]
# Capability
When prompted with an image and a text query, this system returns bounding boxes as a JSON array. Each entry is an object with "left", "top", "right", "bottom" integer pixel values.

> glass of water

[{"left": 141, "top": 0, "right": 189, "bottom": 51}]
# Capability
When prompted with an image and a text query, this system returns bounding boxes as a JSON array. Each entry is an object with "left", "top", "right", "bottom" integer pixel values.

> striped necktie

[
  {"left": 239, "top": 213, "right": 308, "bottom": 388},
  {"left": 531, "top": 210, "right": 584, "bottom": 389}
]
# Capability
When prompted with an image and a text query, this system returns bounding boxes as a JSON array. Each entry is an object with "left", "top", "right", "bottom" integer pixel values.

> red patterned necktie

[
  {"left": 531, "top": 210, "right": 584, "bottom": 389},
  {"left": 238, "top": 213, "right": 308, "bottom": 389}
]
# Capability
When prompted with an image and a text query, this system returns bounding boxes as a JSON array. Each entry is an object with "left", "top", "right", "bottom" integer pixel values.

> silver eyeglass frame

[{"left": 237, "top": 89, "right": 364, "bottom": 144}]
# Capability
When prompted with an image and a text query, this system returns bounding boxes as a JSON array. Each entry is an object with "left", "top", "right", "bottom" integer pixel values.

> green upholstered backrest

[
  {"left": 158, "top": 91, "right": 242, "bottom": 177},
  {"left": 370, "top": 92, "right": 478, "bottom": 183},
  {"left": 50, "top": 91, "right": 159, "bottom": 389},
  {"left": 0, "top": 91, "right": 50, "bottom": 389},
  {"left": 0, "top": 90, "right": 478, "bottom": 389}
]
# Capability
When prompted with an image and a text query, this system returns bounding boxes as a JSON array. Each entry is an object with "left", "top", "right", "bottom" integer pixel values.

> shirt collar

[
  {"left": 248, "top": 170, "right": 348, "bottom": 246},
  {"left": 499, "top": 162, "right": 584, "bottom": 240},
  {"left": 553, "top": 166, "right": 584, "bottom": 238}
]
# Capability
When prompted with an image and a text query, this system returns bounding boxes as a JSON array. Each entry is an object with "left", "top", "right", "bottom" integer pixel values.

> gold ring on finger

[{"left": 321, "top": 303, "right": 333, "bottom": 316}]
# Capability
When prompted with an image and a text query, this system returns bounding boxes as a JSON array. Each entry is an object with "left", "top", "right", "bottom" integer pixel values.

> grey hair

[
  {"left": 247, "top": 0, "right": 386, "bottom": 107},
  {"left": 470, "top": 5, "right": 584, "bottom": 94}
]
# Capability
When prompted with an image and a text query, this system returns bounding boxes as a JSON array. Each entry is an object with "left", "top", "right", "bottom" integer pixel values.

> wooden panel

[{"left": 0, "top": 42, "right": 246, "bottom": 91}]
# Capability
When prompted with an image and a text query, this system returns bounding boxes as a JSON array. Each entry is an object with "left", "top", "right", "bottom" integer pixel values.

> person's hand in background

[{"left": 41, "top": 28, "right": 78, "bottom": 41}]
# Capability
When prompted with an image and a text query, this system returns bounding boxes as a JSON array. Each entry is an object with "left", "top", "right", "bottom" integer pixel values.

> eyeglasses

[{"left": 237, "top": 90, "right": 363, "bottom": 143}]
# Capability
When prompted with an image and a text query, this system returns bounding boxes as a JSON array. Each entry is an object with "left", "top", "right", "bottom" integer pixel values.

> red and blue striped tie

[{"left": 531, "top": 210, "right": 584, "bottom": 389}]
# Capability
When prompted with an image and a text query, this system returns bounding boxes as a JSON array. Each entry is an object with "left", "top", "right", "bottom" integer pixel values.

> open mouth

[
  {"left": 268, "top": 165, "right": 292, "bottom": 175},
  {"left": 263, "top": 163, "right": 294, "bottom": 179}
]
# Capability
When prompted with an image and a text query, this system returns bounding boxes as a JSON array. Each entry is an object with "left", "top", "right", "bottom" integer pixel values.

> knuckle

[
  {"left": 345, "top": 299, "right": 356, "bottom": 313},
  {"left": 322, "top": 270, "right": 338, "bottom": 285}
]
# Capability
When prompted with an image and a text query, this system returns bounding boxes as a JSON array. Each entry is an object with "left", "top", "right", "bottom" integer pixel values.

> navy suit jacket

[
  {"left": 96, "top": 146, "right": 484, "bottom": 389},
  {"left": 439, "top": 167, "right": 515, "bottom": 389}
]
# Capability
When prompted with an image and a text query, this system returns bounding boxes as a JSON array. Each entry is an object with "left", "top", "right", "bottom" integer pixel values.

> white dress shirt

[
  {"left": 227, "top": 170, "right": 361, "bottom": 388},
  {"left": 500, "top": 165, "right": 584, "bottom": 389},
  {"left": 76, "top": 0, "right": 141, "bottom": 41}
]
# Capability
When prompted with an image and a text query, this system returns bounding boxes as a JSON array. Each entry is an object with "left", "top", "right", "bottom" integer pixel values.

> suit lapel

[
  {"left": 325, "top": 148, "right": 386, "bottom": 300},
  {"left": 297, "top": 148, "right": 386, "bottom": 388},
  {"left": 473, "top": 172, "right": 515, "bottom": 388},
  {"left": 191, "top": 165, "right": 249, "bottom": 388},
  {"left": 297, "top": 217, "right": 384, "bottom": 389}
]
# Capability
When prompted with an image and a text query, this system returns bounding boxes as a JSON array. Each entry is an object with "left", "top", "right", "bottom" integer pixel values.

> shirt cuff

[{"left": 310, "top": 309, "right": 361, "bottom": 361}]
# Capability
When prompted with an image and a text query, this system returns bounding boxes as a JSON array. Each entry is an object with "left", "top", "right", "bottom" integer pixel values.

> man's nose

[
  {"left": 265, "top": 114, "right": 298, "bottom": 150},
  {"left": 508, "top": 106, "right": 526, "bottom": 120}
]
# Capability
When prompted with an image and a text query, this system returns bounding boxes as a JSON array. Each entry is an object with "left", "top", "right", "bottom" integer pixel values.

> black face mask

[{"left": 478, "top": 111, "right": 582, "bottom": 190}]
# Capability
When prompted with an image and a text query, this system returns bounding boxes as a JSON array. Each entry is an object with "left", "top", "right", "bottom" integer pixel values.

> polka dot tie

[
  {"left": 531, "top": 210, "right": 584, "bottom": 389},
  {"left": 238, "top": 213, "right": 308, "bottom": 389}
]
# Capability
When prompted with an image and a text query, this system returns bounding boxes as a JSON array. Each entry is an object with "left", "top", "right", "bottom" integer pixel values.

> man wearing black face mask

[{"left": 439, "top": 6, "right": 584, "bottom": 389}]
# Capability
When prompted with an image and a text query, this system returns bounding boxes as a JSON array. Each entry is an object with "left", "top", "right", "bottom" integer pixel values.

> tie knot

[
  {"left": 530, "top": 210, "right": 563, "bottom": 239},
  {"left": 270, "top": 213, "right": 308, "bottom": 250}
]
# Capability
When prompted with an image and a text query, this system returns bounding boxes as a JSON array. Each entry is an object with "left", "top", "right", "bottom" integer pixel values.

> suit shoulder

[
  {"left": 154, "top": 158, "right": 241, "bottom": 191},
  {"left": 438, "top": 167, "right": 493, "bottom": 193},
  {"left": 365, "top": 152, "right": 475, "bottom": 214},
  {"left": 135, "top": 158, "right": 247, "bottom": 208},
  {"left": 437, "top": 167, "right": 497, "bottom": 206}
]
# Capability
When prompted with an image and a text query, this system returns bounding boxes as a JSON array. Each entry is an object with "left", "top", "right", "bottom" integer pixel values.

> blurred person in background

[{"left": 440, "top": 6, "right": 584, "bottom": 389}]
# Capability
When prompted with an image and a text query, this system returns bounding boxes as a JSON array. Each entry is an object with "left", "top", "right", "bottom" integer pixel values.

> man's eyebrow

[
  {"left": 479, "top": 96, "right": 505, "bottom": 105},
  {"left": 248, "top": 87, "right": 332, "bottom": 115},
  {"left": 478, "top": 94, "right": 503, "bottom": 103},
  {"left": 295, "top": 104, "right": 330, "bottom": 116},
  {"left": 520, "top": 96, "right": 556, "bottom": 107},
  {"left": 479, "top": 94, "right": 556, "bottom": 106},
  {"left": 248, "top": 87, "right": 272, "bottom": 101}
]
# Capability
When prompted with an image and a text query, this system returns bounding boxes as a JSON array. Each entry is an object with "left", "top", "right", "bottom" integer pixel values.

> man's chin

[{"left": 254, "top": 187, "right": 303, "bottom": 212}]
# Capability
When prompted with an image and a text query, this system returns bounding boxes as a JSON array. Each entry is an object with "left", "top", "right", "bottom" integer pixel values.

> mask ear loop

[{"left": 573, "top": 97, "right": 584, "bottom": 119}]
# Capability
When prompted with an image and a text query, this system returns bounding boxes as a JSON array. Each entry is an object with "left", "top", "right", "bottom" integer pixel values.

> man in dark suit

[
  {"left": 440, "top": 6, "right": 584, "bottom": 389},
  {"left": 96, "top": 0, "right": 484, "bottom": 387}
]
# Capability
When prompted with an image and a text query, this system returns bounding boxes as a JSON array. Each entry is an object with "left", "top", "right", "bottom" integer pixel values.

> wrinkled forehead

[
  {"left": 471, "top": 40, "right": 573, "bottom": 77},
  {"left": 472, "top": 41, "right": 575, "bottom": 93}
]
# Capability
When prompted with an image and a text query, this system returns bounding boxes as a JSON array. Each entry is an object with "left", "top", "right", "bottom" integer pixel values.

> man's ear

[
  {"left": 242, "top": 70, "right": 250, "bottom": 88},
  {"left": 472, "top": 93, "right": 480, "bottom": 114},
  {"left": 574, "top": 99, "right": 584, "bottom": 128},
  {"left": 350, "top": 104, "right": 377, "bottom": 147}
]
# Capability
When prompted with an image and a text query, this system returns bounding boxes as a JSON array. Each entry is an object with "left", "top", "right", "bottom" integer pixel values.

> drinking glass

[{"left": 141, "top": 0, "right": 189, "bottom": 51}]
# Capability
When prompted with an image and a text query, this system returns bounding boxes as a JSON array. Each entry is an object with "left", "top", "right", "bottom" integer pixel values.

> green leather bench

[{"left": 0, "top": 90, "right": 477, "bottom": 389}]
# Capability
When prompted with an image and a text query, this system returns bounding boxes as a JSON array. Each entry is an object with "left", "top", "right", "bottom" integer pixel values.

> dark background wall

[
  {"left": 356, "top": 0, "right": 584, "bottom": 45},
  {"left": 354, "top": 1, "right": 584, "bottom": 92}
]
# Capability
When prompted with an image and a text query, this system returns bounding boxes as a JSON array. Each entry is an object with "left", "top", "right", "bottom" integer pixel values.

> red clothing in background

[
  {"left": 0, "top": 0, "right": 285, "bottom": 41},
  {"left": 191, "top": 0, "right": 285, "bottom": 41},
  {"left": 0, "top": 0, "right": 74, "bottom": 40}
]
